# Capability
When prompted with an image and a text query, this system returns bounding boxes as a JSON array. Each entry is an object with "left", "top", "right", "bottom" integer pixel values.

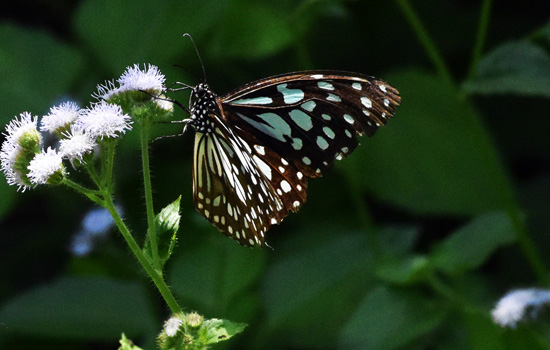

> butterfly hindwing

[{"left": 192, "top": 112, "right": 289, "bottom": 246}]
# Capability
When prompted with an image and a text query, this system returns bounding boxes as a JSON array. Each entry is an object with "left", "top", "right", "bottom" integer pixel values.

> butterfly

[{"left": 174, "top": 69, "right": 400, "bottom": 247}]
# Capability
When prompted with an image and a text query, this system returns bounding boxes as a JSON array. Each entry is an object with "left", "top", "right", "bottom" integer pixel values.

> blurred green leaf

[
  {"left": 118, "top": 333, "right": 144, "bottom": 350},
  {"left": 338, "top": 286, "right": 446, "bottom": 350},
  {"left": 200, "top": 318, "right": 247, "bottom": 345},
  {"left": 144, "top": 196, "right": 181, "bottom": 267},
  {"left": 376, "top": 254, "right": 431, "bottom": 285},
  {"left": 430, "top": 211, "right": 516, "bottom": 274},
  {"left": 262, "top": 233, "right": 374, "bottom": 330},
  {"left": 344, "top": 69, "right": 511, "bottom": 216},
  {"left": 169, "top": 238, "right": 266, "bottom": 316},
  {"left": 0, "top": 24, "right": 85, "bottom": 120},
  {"left": 0, "top": 277, "right": 154, "bottom": 340},
  {"left": 464, "top": 41, "right": 550, "bottom": 96},
  {"left": 206, "top": 1, "right": 293, "bottom": 60},
  {"left": 75, "top": 0, "right": 226, "bottom": 73}
]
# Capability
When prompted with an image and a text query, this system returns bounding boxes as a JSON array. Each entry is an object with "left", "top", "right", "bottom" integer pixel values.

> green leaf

[
  {"left": 342, "top": 69, "right": 512, "bottom": 216},
  {"left": 206, "top": 2, "right": 293, "bottom": 60},
  {"left": 464, "top": 41, "right": 550, "bottom": 97},
  {"left": 262, "top": 233, "right": 375, "bottom": 342},
  {"left": 75, "top": 0, "right": 226, "bottom": 73},
  {"left": 376, "top": 255, "right": 432, "bottom": 285},
  {"left": 199, "top": 318, "right": 247, "bottom": 345},
  {"left": 0, "top": 276, "right": 155, "bottom": 340},
  {"left": 118, "top": 333, "right": 144, "bottom": 350},
  {"left": 430, "top": 211, "right": 516, "bottom": 274},
  {"left": 338, "top": 287, "right": 445, "bottom": 350},
  {"left": 144, "top": 196, "right": 181, "bottom": 267}
]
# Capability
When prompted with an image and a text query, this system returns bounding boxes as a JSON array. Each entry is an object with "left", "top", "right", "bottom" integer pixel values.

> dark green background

[{"left": 1, "top": 1, "right": 550, "bottom": 349}]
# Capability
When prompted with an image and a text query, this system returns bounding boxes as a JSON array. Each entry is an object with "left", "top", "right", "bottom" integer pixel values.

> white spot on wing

[
  {"left": 280, "top": 180, "right": 292, "bottom": 193},
  {"left": 344, "top": 114, "right": 354, "bottom": 124},
  {"left": 254, "top": 144, "right": 265, "bottom": 155},
  {"left": 361, "top": 97, "right": 372, "bottom": 108},
  {"left": 253, "top": 155, "right": 272, "bottom": 180}
]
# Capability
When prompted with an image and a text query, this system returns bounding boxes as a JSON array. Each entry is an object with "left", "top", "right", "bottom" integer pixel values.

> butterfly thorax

[{"left": 189, "top": 83, "right": 219, "bottom": 133}]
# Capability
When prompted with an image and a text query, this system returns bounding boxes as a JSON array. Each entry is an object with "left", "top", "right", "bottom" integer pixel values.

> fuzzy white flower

[
  {"left": 40, "top": 101, "right": 80, "bottom": 134},
  {"left": 492, "top": 288, "right": 550, "bottom": 328},
  {"left": 118, "top": 64, "right": 166, "bottom": 93},
  {"left": 27, "top": 147, "right": 65, "bottom": 185},
  {"left": 164, "top": 316, "right": 183, "bottom": 337},
  {"left": 77, "top": 102, "right": 133, "bottom": 139},
  {"left": 93, "top": 79, "right": 118, "bottom": 101},
  {"left": 1, "top": 112, "right": 41, "bottom": 191},
  {"left": 96, "top": 64, "right": 166, "bottom": 100},
  {"left": 59, "top": 125, "right": 96, "bottom": 162}
]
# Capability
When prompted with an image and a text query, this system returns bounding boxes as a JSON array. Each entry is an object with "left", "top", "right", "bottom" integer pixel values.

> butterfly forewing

[
  {"left": 220, "top": 71, "right": 400, "bottom": 176},
  {"left": 186, "top": 71, "right": 400, "bottom": 247}
]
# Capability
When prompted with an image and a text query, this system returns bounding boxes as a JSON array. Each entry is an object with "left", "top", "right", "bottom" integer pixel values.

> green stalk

[
  {"left": 103, "top": 195, "right": 182, "bottom": 314},
  {"left": 139, "top": 123, "right": 161, "bottom": 269},
  {"left": 394, "top": 0, "right": 455, "bottom": 87},
  {"left": 467, "top": 0, "right": 493, "bottom": 79}
]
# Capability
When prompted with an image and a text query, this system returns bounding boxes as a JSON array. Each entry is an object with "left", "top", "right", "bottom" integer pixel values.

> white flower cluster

[
  {"left": 1, "top": 64, "right": 167, "bottom": 191},
  {"left": 95, "top": 64, "right": 172, "bottom": 113}
]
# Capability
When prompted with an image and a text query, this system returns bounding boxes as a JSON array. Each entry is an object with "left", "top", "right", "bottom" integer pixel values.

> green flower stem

[
  {"left": 394, "top": 0, "right": 455, "bottom": 88},
  {"left": 467, "top": 0, "right": 493, "bottom": 79},
  {"left": 63, "top": 178, "right": 104, "bottom": 206},
  {"left": 85, "top": 160, "right": 102, "bottom": 189},
  {"left": 103, "top": 195, "right": 182, "bottom": 314},
  {"left": 139, "top": 123, "right": 161, "bottom": 269},
  {"left": 507, "top": 205, "right": 550, "bottom": 285}
]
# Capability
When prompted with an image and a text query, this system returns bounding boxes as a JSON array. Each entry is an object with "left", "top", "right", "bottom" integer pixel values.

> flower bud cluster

[{"left": 1, "top": 64, "right": 170, "bottom": 191}]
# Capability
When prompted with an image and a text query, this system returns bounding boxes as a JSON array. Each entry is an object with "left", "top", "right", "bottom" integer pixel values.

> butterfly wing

[
  {"left": 192, "top": 111, "right": 291, "bottom": 246},
  {"left": 190, "top": 71, "right": 400, "bottom": 247},
  {"left": 219, "top": 71, "right": 400, "bottom": 178}
]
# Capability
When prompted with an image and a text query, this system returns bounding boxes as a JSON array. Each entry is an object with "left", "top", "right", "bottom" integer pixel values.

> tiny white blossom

[
  {"left": 492, "top": 288, "right": 550, "bottom": 328},
  {"left": 2, "top": 112, "right": 41, "bottom": 149},
  {"left": 77, "top": 102, "right": 133, "bottom": 139},
  {"left": 1, "top": 112, "right": 41, "bottom": 191},
  {"left": 59, "top": 125, "right": 96, "bottom": 162},
  {"left": 95, "top": 64, "right": 166, "bottom": 100},
  {"left": 118, "top": 64, "right": 166, "bottom": 94},
  {"left": 164, "top": 316, "right": 183, "bottom": 337},
  {"left": 40, "top": 101, "right": 80, "bottom": 134},
  {"left": 27, "top": 147, "right": 64, "bottom": 185}
]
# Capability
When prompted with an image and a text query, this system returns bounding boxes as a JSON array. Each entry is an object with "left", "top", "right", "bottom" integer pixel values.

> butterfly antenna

[{"left": 183, "top": 33, "right": 207, "bottom": 83}]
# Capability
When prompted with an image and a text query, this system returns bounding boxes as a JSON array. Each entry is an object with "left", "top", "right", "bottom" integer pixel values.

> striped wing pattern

[{"left": 188, "top": 71, "right": 400, "bottom": 247}]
